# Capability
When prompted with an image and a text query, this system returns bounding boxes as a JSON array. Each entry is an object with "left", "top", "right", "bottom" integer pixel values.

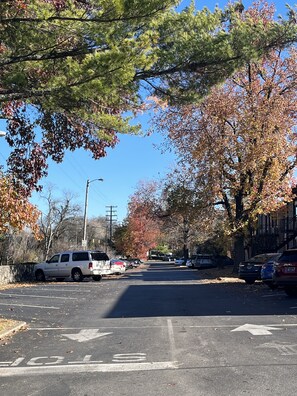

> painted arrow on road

[
  {"left": 231, "top": 324, "right": 282, "bottom": 335},
  {"left": 63, "top": 329, "right": 113, "bottom": 342}
]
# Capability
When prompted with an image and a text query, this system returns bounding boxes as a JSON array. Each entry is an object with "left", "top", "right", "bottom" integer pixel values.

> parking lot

[{"left": 1, "top": 264, "right": 297, "bottom": 395}]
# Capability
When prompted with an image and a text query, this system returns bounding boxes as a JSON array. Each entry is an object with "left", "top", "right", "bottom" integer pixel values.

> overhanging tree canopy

[
  {"left": 1, "top": 0, "right": 297, "bottom": 194},
  {"left": 1, "top": 0, "right": 297, "bottom": 234}
]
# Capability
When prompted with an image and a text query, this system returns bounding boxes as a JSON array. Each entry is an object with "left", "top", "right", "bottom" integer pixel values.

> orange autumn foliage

[
  {"left": 0, "top": 176, "right": 41, "bottom": 237},
  {"left": 155, "top": 47, "right": 297, "bottom": 234},
  {"left": 125, "top": 182, "right": 161, "bottom": 259}
]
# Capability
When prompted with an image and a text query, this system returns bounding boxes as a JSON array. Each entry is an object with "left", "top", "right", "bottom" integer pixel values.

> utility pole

[
  {"left": 105, "top": 206, "right": 117, "bottom": 243},
  {"left": 82, "top": 178, "right": 103, "bottom": 248}
]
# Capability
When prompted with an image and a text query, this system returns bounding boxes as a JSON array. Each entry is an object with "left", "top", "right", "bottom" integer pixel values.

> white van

[{"left": 34, "top": 250, "right": 111, "bottom": 282}]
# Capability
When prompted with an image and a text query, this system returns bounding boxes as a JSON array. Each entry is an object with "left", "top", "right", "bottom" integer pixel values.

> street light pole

[
  {"left": 82, "top": 178, "right": 103, "bottom": 248},
  {"left": 0, "top": 131, "right": 6, "bottom": 173}
]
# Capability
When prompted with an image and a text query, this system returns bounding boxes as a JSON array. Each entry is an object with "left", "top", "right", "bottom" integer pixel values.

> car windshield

[{"left": 278, "top": 251, "right": 297, "bottom": 263}]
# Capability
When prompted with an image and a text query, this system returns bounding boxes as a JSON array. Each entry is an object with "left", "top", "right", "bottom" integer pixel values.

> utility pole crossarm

[{"left": 106, "top": 205, "right": 117, "bottom": 242}]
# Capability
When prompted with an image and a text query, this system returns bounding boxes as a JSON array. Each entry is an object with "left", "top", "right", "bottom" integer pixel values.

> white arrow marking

[
  {"left": 63, "top": 329, "right": 112, "bottom": 342},
  {"left": 231, "top": 323, "right": 282, "bottom": 335}
]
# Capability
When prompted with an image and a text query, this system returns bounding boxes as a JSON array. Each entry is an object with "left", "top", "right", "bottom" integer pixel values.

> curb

[{"left": 0, "top": 321, "right": 27, "bottom": 340}]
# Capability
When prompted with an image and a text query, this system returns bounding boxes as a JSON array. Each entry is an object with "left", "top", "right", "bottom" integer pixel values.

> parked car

[
  {"left": 34, "top": 250, "right": 111, "bottom": 282},
  {"left": 193, "top": 254, "right": 216, "bottom": 269},
  {"left": 186, "top": 255, "right": 197, "bottom": 268},
  {"left": 110, "top": 259, "right": 127, "bottom": 275},
  {"left": 117, "top": 258, "right": 131, "bottom": 269},
  {"left": 238, "top": 253, "right": 280, "bottom": 285},
  {"left": 162, "top": 254, "right": 175, "bottom": 262},
  {"left": 260, "top": 253, "right": 282, "bottom": 289},
  {"left": 273, "top": 249, "right": 297, "bottom": 296},
  {"left": 126, "top": 258, "right": 142, "bottom": 267},
  {"left": 175, "top": 258, "right": 189, "bottom": 266}
]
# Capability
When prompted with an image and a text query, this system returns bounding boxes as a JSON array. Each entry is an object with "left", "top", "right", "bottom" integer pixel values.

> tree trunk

[
  {"left": 183, "top": 244, "right": 189, "bottom": 261},
  {"left": 233, "top": 232, "right": 245, "bottom": 272},
  {"left": 183, "top": 218, "right": 189, "bottom": 263}
]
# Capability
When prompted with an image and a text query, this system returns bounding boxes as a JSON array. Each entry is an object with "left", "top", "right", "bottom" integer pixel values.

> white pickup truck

[{"left": 34, "top": 250, "right": 111, "bottom": 282}]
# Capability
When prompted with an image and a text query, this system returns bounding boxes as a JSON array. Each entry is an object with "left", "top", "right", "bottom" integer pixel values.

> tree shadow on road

[{"left": 105, "top": 282, "right": 294, "bottom": 318}]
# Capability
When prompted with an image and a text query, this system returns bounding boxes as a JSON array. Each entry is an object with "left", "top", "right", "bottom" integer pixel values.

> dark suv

[
  {"left": 238, "top": 253, "right": 280, "bottom": 285},
  {"left": 274, "top": 249, "right": 297, "bottom": 296}
]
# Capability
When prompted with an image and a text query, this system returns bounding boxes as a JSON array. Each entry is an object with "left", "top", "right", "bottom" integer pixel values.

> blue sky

[{"left": 0, "top": 0, "right": 294, "bottom": 223}]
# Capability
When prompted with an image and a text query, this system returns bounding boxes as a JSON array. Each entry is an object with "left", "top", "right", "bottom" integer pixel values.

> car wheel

[
  {"left": 245, "top": 279, "right": 255, "bottom": 285},
  {"left": 72, "top": 269, "right": 83, "bottom": 282},
  {"left": 92, "top": 275, "right": 102, "bottom": 282},
  {"left": 55, "top": 277, "right": 65, "bottom": 282},
  {"left": 35, "top": 270, "right": 45, "bottom": 282},
  {"left": 284, "top": 286, "right": 297, "bottom": 297}
]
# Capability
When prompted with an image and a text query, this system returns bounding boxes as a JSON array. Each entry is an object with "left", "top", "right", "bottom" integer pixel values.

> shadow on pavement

[{"left": 105, "top": 282, "right": 295, "bottom": 318}]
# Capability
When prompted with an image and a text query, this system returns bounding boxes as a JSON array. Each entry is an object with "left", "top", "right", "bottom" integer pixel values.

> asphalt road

[{"left": 1, "top": 262, "right": 297, "bottom": 396}]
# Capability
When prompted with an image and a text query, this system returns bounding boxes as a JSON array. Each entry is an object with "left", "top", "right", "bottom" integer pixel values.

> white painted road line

[
  {"left": 0, "top": 303, "right": 60, "bottom": 309},
  {"left": 31, "top": 287, "right": 93, "bottom": 293},
  {"left": 167, "top": 319, "right": 177, "bottom": 361},
  {"left": 0, "top": 292, "right": 78, "bottom": 300},
  {"left": 0, "top": 361, "right": 179, "bottom": 376},
  {"left": 261, "top": 293, "right": 287, "bottom": 298},
  {"left": 27, "top": 323, "right": 297, "bottom": 331}
]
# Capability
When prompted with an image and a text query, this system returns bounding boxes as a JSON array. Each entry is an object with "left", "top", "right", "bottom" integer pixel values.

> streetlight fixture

[{"left": 82, "top": 178, "right": 103, "bottom": 248}]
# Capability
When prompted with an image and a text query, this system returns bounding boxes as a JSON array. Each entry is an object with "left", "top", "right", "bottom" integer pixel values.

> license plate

[{"left": 284, "top": 267, "right": 296, "bottom": 273}]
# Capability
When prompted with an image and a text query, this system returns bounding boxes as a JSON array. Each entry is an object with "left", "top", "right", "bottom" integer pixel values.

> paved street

[{"left": 1, "top": 262, "right": 297, "bottom": 395}]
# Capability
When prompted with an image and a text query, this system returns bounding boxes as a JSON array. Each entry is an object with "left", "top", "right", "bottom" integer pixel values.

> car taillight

[
  {"left": 275, "top": 265, "right": 282, "bottom": 273},
  {"left": 88, "top": 262, "right": 93, "bottom": 269}
]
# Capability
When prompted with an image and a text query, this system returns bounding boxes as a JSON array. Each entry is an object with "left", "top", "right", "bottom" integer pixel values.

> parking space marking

[
  {"left": 0, "top": 303, "right": 59, "bottom": 309},
  {"left": 29, "top": 287, "right": 93, "bottom": 293},
  {"left": 0, "top": 361, "right": 178, "bottom": 376},
  {"left": 0, "top": 292, "right": 78, "bottom": 300},
  {"left": 28, "top": 322, "right": 297, "bottom": 331},
  {"left": 28, "top": 324, "right": 231, "bottom": 333},
  {"left": 261, "top": 293, "right": 287, "bottom": 298},
  {"left": 167, "top": 319, "right": 177, "bottom": 361}
]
